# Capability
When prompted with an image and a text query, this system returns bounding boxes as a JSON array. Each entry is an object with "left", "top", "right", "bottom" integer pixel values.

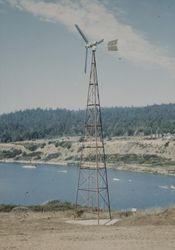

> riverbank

[
  {"left": 0, "top": 206, "right": 175, "bottom": 250},
  {"left": 0, "top": 136, "right": 175, "bottom": 176},
  {"left": 1, "top": 158, "right": 175, "bottom": 177}
]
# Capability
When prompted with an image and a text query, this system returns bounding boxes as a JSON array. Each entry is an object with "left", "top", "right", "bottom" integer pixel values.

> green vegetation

[
  {"left": 0, "top": 104, "right": 175, "bottom": 142},
  {"left": 22, "top": 142, "right": 46, "bottom": 151},
  {"left": 106, "top": 154, "right": 170, "bottom": 165},
  {"left": 20, "top": 151, "right": 42, "bottom": 160},
  {"left": 0, "top": 204, "right": 16, "bottom": 212},
  {"left": 54, "top": 141, "right": 72, "bottom": 149},
  {"left": 0, "top": 200, "right": 82, "bottom": 212},
  {"left": 0, "top": 149, "right": 22, "bottom": 159},
  {"left": 44, "top": 152, "right": 61, "bottom": 161}
]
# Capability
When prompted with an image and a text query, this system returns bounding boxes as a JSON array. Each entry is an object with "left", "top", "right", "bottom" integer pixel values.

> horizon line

[{"left": 1, "top": 102, "right": 175, "bottom": 116}]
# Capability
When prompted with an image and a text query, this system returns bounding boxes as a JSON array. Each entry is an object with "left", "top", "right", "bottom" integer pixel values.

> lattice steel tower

[
  {"left": 74, "top": 24, "right": 117, "bottom": 222},
  {"left": 75, "top": 49, "right": 111, "bottom": 221}
]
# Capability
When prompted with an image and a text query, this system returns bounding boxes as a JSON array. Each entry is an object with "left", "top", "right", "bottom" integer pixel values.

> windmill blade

[
  {"left": 84, "top": 47, "right": 88, "bottom": 74},
  {"left": 107, "top": 39, "right": 118, "bottom": 51},
  {"left": 97, "top": 39, "right": 104, "bottom": 45},
  {"left": 75, "top": 24, "right": 89, "bottom": 44}
]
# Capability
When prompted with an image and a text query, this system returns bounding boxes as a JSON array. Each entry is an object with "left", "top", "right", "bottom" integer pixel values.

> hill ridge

[{"left": 0, "top": 103, "right": 175, "bottom": 142}]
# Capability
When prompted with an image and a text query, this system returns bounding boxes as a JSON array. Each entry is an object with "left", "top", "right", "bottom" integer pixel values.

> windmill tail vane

[{"left": 107, "top": 39, "right": 118, "bottom": 51}]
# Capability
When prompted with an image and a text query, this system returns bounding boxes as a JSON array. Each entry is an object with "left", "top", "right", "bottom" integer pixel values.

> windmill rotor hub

[
  {"left": 75, "top": 23, "right": 118, "bottom": 73},
  {"left": 87, "top": 42, "right": 97, "bottom": 48},
  {"left": 85, "top": 42, "right": 97, "bottom": 51}
]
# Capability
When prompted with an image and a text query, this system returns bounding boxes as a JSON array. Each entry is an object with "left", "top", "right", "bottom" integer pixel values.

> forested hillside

[{"left": 0, "top": 104, "right": 175, "bottom": 142}]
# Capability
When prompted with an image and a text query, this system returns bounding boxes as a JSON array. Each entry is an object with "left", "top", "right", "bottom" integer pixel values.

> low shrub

[
  {"left": 45, "top": 152, "right": 61, "bottom": 161},
  {"left": 0, "top": 149, "right": 22, "bottom": 159}
]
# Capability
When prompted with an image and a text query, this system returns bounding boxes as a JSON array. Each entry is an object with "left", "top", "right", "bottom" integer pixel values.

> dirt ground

[{"left": 0, "top": 211, "right": 175, "bottom": 250}]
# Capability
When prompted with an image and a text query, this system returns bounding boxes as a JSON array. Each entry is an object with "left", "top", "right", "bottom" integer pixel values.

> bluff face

[{"left": 0, "top": 136, "right": 175, "bottom": 176}]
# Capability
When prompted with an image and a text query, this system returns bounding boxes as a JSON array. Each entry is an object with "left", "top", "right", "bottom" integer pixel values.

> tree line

[{"left": 0, "top": 103, "right": 175, "bottom": 142}]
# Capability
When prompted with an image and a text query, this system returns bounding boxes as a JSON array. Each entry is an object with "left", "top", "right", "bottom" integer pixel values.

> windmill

[
  {"left": 75, "top": 24, "right": 118, "bottom": 224},
  {"left": 75, "top": 24, "right": 117, "bottom": 73}
]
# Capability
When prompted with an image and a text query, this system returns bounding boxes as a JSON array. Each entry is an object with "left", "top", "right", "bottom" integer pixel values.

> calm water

[{"left": 0, "top": 162, "right": 175, "bottom": 210}]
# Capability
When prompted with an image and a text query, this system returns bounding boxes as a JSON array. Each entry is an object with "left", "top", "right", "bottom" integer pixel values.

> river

[{"left": 0, "top": 162, "right": 175, "bottom": 210}]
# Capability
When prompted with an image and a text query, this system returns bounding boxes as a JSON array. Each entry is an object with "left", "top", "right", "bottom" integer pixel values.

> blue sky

[{"left": 0, "top": 0, "right": 175, "bottom": 114}]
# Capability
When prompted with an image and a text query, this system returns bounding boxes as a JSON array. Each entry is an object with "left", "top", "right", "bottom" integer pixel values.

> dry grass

[
  {"left": 1, "top": 202, "right": 175, "bottom": 226},
  {"left": 0, "top": 207, "right": 175, "bottom": 250},
  {"left": 114, "top": 207, "right": 175, "bottom": 226}
]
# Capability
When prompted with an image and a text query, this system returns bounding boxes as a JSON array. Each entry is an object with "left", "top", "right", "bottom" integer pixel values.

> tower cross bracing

[{"left": 75, "top": 50, "right": 111, "bottom": 222}]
